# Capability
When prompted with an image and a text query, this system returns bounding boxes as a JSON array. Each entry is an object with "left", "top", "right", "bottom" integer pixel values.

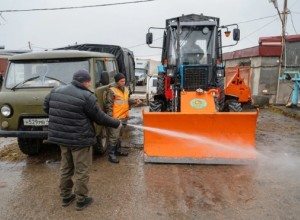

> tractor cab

[
  {"left": 167, "top": 21, "right": 218, "bottom": 94},
  {"left": 167, "top": 23, "right": 216, "bottom": 67}
]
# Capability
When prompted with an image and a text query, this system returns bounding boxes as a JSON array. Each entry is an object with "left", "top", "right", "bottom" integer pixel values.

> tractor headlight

[
  {"left": 217, "top": 72, "right": 223, "bottom": 78},
  {"left": 167, "top": 69, "right": 174, "bottom": 77},
  {"left": 1, "top": 105, "right": 12, "bottom": 117}
]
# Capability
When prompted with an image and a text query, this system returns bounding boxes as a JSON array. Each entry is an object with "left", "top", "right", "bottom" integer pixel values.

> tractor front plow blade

[{"left": 143, "top": 110, "right": 259, "bottom": 164}]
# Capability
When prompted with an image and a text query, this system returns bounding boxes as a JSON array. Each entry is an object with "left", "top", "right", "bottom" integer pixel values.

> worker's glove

[
  {"left": 118, "top": 122, "right": 123, "bottom": 129},
  {"left": 120, "top": 120, "right": 127, "bottom": 126},
  {"left": 136, "top": 99, "right": 143, "bottom": 106}
]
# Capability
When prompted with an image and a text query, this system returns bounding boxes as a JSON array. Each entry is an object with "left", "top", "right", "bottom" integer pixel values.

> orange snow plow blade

[{"left": 143, "top": 110, "right": 259, "bottom": 164}]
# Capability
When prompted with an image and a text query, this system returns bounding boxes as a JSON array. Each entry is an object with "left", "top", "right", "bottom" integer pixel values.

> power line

[
  {"left": 290, "top": 11, "right": 300, "bottom": 14},
  {"left": 0, "top": 13, "right": 6, "bottom": 21},
  {"left": 289, "top": 12, "right": 298, "bottom": 34},
  {"left": 240, "top": 17, "right": 279, "bottom": 41},
  {"left": 128, "top": 42, "right": 148, "bottom": 49},
  {"left": 128, "top": 37, "right": 163, "bottom": 49},
  {"left": 224, "top": 17, "right": 278, "bottom": 54},
  {"left": 237, "top": 14, "right": 278, "bottom": 24},
  {"left": 0, "top": 0, "right": 155, "bottom": 13}
]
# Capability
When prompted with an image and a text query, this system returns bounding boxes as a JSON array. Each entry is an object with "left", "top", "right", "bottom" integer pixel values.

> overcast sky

[{"left": 1, "top": 0, "right": 299, "bottom": 61}]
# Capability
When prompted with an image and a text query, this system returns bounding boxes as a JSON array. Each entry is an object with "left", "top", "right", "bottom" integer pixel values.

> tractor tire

[
  {"left": 156, "top": 72, "right": 165, "bottom": 95},
  {"left": 216, "top": 77, "right": 225, "bottom": 112},
  {"left": 224, "top": 99, "right": 243, "bottom": 112},
  {"left": 149, "top": 95, "right": 167, "bottom": 112},
  {"left": 149, "top": 99, "right": 164, "bottom": 112},
  {"left": 132, "top": 81, "right": 136, "bottom": 94},
  {"left": 18, "top": 138, "right": 42, "bottom": 155},
  {"left": 128, "top": 81, "right": 136, "bottom": 94},
  {"left": 146, "top": 93, "right": 150, "bottom": 106},
  {"left": 149, "top": 72, "right": 166, "bottom": 112},
  {"left": 93, "top": 127, "right": 109, "bottom": 155}
]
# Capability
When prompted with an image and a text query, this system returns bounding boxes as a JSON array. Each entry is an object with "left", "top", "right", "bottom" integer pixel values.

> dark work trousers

[
  {"left": 59, "top": 146, "right": 92, "bottom": 203},
  {"left": 108, "top": 120, "right": 126, "bottom": 146}
]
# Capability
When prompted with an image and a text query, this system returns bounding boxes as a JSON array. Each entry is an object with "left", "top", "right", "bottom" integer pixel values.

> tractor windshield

[{"left": 167, "top": 26, "right": 215, "bottom": 66}]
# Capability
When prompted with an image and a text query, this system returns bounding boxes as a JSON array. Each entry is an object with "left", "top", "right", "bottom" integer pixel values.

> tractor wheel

[
  {"left": 156, "top": 72, "right": 165, "bottom": 95},
  {"left": 216, "top": 77, "right": 225, "bottom": 111},
  {"left": 149, "top": 72, "right": 166, "bottom": 112},
  {"left": 132, "top": 81, "right": 136, "bottom": 94},
  {"left": 93, "top": 127, "right": 109, "bottom": 155},
  {"left": 224, "top": 99, "right": 243, "bottom": 112},
  {"left": 149, "top": 99, "right": 164, "bottom": 112},
  {"left": 146, "top": 93, "right": 150, "bottom": 106},
  {"left": 18, "top": 138, "right": 42, "bottom": 155},
  {"left": 149, "top": 95, "right": 167, "bottom": 112}
]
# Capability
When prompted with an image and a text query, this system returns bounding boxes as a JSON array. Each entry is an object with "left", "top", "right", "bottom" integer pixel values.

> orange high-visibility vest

[{"left": 109, "top": 87, "right": 129, "bottom": 119}]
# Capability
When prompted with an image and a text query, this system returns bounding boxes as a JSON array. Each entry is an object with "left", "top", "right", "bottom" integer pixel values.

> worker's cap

[
  {"left": 114, "top": 73, "right": 125, "bottom": 82},
  {"left": 73, "top": 69, "right": 91, "bottom": 83}
]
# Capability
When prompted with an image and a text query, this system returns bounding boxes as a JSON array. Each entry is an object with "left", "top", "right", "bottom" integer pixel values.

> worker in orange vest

[{"left": 105, "top": 73, "right": 141, "bottom": 163}]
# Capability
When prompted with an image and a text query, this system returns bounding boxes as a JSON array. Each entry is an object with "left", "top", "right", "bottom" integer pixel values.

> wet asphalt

[{"left": 0, "top": 96, "right": 300, "bottom": 219}]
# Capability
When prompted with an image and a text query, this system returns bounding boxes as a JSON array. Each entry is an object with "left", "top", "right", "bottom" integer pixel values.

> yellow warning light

[{"left": 225, "top": 31, "right": 231, "bottom": 37}]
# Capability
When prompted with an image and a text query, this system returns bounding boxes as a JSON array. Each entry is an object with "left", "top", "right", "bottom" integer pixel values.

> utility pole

[
  {"left": 270, "top": 0, "right": 288, "bottom": 104},
  {"left": 278, "top": 0, "right": 288, "bottom": 80}
]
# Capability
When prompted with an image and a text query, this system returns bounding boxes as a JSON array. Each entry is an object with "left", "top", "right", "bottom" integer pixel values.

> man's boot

[
  {"left": 108, "top": 145, "right": 119, "bottom": 163},
  {"left": 115, "top": 140, "right": 128, "bottom": 157}
]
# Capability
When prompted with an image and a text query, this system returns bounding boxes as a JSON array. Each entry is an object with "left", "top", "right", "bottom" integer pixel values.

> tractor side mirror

[
  {"left": 146, "top": 32, "right": 153, "bottom": 45},
  {"left": 233, "top": 28, "right": 240, "bottom": 41},
  {"left": 100, "top": 71, "right": 109, "bottom": 85}
]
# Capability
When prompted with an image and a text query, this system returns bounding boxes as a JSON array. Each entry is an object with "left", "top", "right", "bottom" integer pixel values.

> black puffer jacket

[{"left": 44, "top": 80, "right": 120, "bottom": 147}]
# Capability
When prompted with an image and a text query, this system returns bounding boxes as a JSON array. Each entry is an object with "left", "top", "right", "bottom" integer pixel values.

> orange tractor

[{"left": 144, "top": 14, "right": 258, "bottom": 164}]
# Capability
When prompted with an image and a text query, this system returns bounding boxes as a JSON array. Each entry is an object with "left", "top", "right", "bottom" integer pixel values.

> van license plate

[{"left": 23, "top": 118, "right": 49, "bottom": 126}]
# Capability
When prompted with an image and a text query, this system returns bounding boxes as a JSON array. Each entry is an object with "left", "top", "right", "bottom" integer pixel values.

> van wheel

[
  {"left": 18, "top": 138, "right": 42, "bottom": 155},
  {"left": 93, "top": 127, "right": 108, "bottom": 155}
]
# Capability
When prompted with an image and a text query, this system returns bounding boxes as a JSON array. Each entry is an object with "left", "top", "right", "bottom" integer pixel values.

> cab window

[
  {"left": 106, "top": 60, "right": 117, "bottom": 83},
  {"left": 95, "top": 60, "right": 105, "bottom": 87}
]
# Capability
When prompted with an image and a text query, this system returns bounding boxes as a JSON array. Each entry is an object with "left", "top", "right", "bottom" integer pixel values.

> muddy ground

[{"left": 0, "top": 106, "right": 300, "bottom": 220}]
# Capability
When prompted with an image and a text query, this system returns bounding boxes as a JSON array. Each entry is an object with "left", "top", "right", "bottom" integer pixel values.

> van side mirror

[
  {"left": 233, "top": 28, "right": 240, "bottom": 41},
  {"left": 146, "top": 33, "right": 153, "bottom": 45},
  {"left": 100, "top": 71, "right": 109, "bottom": 85}
]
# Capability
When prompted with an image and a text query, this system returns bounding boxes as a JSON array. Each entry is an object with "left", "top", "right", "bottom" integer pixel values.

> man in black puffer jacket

[{"left": 44, "top": 69, "right": 121, "bottom": 211}]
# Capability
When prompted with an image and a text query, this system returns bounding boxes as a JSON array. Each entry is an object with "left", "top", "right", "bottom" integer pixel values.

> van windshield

[{"left": 5, "top": 59, "right": 89, "bottom": 89}]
